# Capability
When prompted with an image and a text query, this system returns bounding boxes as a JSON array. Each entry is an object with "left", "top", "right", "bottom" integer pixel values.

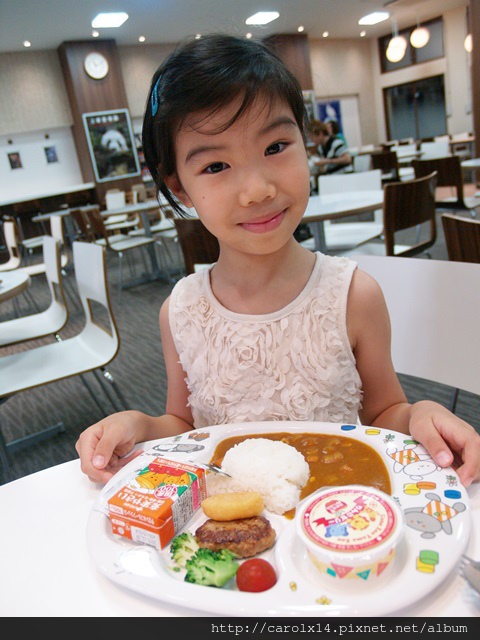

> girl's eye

[
  {"left": 204, "top": 162, "right": 227, "bottom": 174},
  {"left": 266, "top": 142, "right": 287, "bottom": 156}
]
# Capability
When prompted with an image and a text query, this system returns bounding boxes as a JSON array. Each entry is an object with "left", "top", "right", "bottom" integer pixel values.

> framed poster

[
  {"left": 302, "top": 90, "right": 316, "bottom": 123},
  {"left": 8, "top": 151, "right": 23, "bottom": 169},
  {"left": 44, "top": 145, "right": 58, "bottom": 163},
  {"left": 82, "top": 109, "right": 141, "bottom": 182}
]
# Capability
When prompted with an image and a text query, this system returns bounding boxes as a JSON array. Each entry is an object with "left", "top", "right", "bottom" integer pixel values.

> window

[{"left": 379, "top": 17, "right": 444, "bottom": 73}]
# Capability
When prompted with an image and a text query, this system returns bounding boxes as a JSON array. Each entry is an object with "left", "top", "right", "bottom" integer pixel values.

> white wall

[{"left": 0, "top": 127, "right": 83, "bottom": 202}]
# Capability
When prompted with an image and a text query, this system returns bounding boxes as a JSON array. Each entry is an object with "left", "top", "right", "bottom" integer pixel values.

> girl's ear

[{"left": 164, "top": 173, "right": 193, "bottom": 208}]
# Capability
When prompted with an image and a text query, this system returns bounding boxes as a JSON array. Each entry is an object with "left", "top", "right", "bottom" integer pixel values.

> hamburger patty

[{"left": 195, "top": 515, "right": 276, "bottom": 558}]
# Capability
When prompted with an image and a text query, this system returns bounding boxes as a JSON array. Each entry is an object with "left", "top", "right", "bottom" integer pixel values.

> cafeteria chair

[
  {"left": 0, "top": 218, "right": 22, "bottom": 271},
  {"left": 343, "top": 171, "right": 438, "bottom": 258},
  {"left": 174, "top": 218, "right": 220, "bottom": 275},
  {"left": 371, "top": 150, "right": 414, "bottom": 183},
  {"left": 84, "top": 207, "right": 156, "bottom": 305},
  {"left": 419, "top": 140, "right": 450, "bottom": 159},
  {"left": 0, "top": 236, "right": 67, "bottom": 347},
  {"left": 441, "top": 213, "right": 480, "bottom": 264},
  {"left": 352, "top": 254, "right": 480, "bottom": 415},
  {"left": 412, "top": 155, "right": 480, "bottom": 217},
  {"left": 0, "top": 241, "right": 129, "bottom": 482},
  {"left": 316, "top": 169, "right": 384, "bottom": 251}
]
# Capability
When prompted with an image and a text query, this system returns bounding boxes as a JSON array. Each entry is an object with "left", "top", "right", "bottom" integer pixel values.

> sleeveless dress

[{"left": 168, "top": 252, "right": 362, "bottom": 428}]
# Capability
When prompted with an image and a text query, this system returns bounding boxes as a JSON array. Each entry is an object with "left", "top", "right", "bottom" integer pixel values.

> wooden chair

[
  {"left": 412, "top": 155, "right": 480, "bottom": 216},
  {"left": 352, "top": 254, "right": 480, "bottom": 415},
  {"left": 371, "top": 150, "right": 400, "bottom": 183},
  {"left": 343, "top": 172, "right": 438, "bottom": 258},
  {"left": 441, "top": 213, "right": 480, "bottom": 264},
  {"left": 174, "top": 218, "right": 220, "bottom": 275}
]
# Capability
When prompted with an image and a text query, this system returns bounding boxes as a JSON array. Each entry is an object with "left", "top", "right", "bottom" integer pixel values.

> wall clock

[{"left": 84, "top": 52, "right": 109, "bottom": 80}]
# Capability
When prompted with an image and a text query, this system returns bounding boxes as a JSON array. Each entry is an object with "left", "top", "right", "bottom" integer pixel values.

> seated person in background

[
  {"left": 308, "top": 119, "right": 352, "bottom": 175},
  {"left": 325, "top": 117, "right": 347, "bottom": 146}
]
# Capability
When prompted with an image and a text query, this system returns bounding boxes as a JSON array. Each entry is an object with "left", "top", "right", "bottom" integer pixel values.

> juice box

[{"left": 107, "top": 457, "right": 207, "bottom": 550}]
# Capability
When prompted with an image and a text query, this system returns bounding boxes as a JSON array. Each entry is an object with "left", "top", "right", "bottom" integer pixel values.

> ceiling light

[
  {"left": 464, "top": 33, "right": 472, "bottom": 53},
  {"left": 139, "top": 36, "right": 146, "bottom": 43},
  {"left": 246, "top": 33, "right": 253, "bottom": 39},
  {"left": 91, "top": 12, "right": 129, "bottom": 29},
  {"left": 92, "top": 31, "right": 99, "bottom": 38},
  {"left": 386, "top": 35, "right": 407, "bottom": 62},
  {"left": 245, "top": 11, "right": 279, "bottom": 26},
  {"left": 195, "top": 34, "right": 201, "bottom": 39},
  {"left": 360, "top": 31, "right": 366, "bottom": 38},
  {"left": 297, "top": 26, "right": 304, "bottom": 33},
  {"left": 322, "top": 31, "right": 329, "bottom": 38},
  {"left": 23, "top": 40, "right": 31, "bottom": 48},
  {"left": 359, "top": 11, "right": 389, "bottom": 26},
  {"left": 410, "top": 26, "right": 430, "bottom": 48}
]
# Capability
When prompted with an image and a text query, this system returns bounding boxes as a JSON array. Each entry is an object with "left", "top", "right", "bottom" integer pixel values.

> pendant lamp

[{"left": 410, "top": 25, "right": 430, "bottom": 48}]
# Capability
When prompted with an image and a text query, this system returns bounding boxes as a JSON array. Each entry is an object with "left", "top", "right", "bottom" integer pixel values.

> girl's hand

[
  {"left": 408, "top": 400, "right": 480, "bottom": 487},
  {"left": 75, "top": 411, "right": 145, "bottom": 484}
]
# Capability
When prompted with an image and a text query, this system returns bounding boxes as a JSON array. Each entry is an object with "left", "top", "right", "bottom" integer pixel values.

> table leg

[{"left": 310, "top": 221, "right": 327, "bottom": 253}]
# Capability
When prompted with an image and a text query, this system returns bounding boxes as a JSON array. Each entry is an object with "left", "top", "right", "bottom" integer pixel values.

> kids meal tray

[{"left": 87, "top": 421, "right": 471, "bottom": 617}]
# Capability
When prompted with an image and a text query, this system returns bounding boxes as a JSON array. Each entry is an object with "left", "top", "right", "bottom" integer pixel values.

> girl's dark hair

[{"left": 142, "top": 33, "right": 308, "bottom": 215}]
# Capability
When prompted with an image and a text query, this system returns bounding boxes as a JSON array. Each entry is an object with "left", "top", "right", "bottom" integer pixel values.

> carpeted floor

[{"left": 1, "top": 203, "right": 479, "bottom": 485}]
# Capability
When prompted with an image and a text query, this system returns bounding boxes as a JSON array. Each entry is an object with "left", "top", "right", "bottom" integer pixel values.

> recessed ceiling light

[
  {"left": 358, "top": 11, "right": 389, "bottom": 26},
  {"left": 23, "top": 40, "right": 31, "bottom": 48},
  {"left": 139, "top": 36, "right": 146, "bottom": 43},
  {"left": 246, "top": 33, "right": 253, "bottom": 39},
  {"left": 195, "top": 34, "right": 202, "bottom": 39},
  {"left": 245, "top": 11, "right": 279, "bottom": 26},
  {"left": 322, "top": 31, "right": 329, "bottom": 38},
  {"left": 360, "top": 30, "right": 366, "bottom": 38},
  {"left": 297, "top": 26, "right": 305, "bottom": 33},
  {"left": 92, "top": 30, "right": 99, "bottom": 38},
  {"left": 91, "top": 12, "right": 129, "bottom": 29}
]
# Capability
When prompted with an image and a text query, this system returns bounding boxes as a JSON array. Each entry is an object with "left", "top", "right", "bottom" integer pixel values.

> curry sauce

[{"left": 211, "top": 432, "right": 391, "bottom": 519}]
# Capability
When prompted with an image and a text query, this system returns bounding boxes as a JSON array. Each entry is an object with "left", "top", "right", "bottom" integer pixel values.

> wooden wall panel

[
  {"left": 469, "top": 0, "right": 479, "bottom": 158},
  {"left": 57, "top": 39, "right": 139, "bottom": 204},
  {"left": 263, "top": 34, "right": 314, "bottom": 91}
]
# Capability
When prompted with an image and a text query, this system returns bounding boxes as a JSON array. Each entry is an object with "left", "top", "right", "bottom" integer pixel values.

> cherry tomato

[{"left": 236, "top": 558, "right": 277, "bottom": 592}]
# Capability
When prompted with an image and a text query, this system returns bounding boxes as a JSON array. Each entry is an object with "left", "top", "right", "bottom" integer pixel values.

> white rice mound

[{"left": 206, "top": 438, "right": 310, "bottom": 515}]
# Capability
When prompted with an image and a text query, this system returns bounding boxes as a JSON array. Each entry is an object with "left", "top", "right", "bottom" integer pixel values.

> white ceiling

[{"left": 0, "top": 0, "right": 469, "bottom": 54}]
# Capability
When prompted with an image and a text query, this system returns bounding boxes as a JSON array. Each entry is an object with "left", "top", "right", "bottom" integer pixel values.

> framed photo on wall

[
  {"left": 8, "top": 151, "right": 23, "bottom": 169},
  {"left": 82, "top": 108, "right": 141, "bottom": 182},
  {"left": 44, "top": 145, "right": 58, "bottom": 163}
]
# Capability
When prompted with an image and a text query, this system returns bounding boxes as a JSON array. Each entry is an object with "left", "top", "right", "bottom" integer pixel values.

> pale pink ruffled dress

[{"left": 168, "top": 252, "right": 362, "bottom": 428}]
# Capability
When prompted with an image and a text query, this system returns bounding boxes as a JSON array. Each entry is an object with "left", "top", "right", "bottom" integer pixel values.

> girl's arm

[{"left": 348, "top": 267, "right": 480, "bottom": 486}]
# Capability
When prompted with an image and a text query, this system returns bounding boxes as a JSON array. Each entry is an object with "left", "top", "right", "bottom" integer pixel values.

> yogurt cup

[{"left": 295, "top": 484, "right": 404, "bottom": 582}]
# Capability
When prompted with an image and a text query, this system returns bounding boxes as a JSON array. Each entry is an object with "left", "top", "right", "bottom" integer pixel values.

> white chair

[
  {"left": 302, "top": 169, "right": 384, "bottom": 252},
  {"left": 352, "top": 254, "right": 480, "bottom": 414},
  {"left": 353, "top": 154, "right": 372, "bottom": 172},
  {"left": 0, "top": 236, "right": 67, "bottom": 347},
  {"left": 0, "top": 241, "right": 129, "bottom": 480},
  {"left": 420, "top": 140, "right": 450, "bottom": 159},
  {"left": 0, "top": 219, "right": 21, "bottom": 272},
  {"left": 390, "top": 144, "right": 416, "bottom": 180}
]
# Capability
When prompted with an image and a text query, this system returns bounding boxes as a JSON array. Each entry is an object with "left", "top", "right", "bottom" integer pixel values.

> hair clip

[{"left": 151, "top": 76, "right": 161, "bottom": 117}]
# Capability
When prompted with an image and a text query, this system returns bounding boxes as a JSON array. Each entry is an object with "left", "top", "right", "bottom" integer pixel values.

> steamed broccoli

[
  {"left": 170, "top": 531, "right": 199, "bottom": 567},
  {"left": 184, "top": 548, "right": 239, "bottom": 587}
]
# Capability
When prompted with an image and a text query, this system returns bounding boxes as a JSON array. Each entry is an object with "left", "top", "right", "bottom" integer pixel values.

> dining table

[
  {"left": 1, "top": 435, "right": 478, "bottom": 619},
  {"left": 303, "top": 190, "right": 384, "bottom": 252},
  {"left": 0, "top": 270, "right": 30, "bottom": 304}
]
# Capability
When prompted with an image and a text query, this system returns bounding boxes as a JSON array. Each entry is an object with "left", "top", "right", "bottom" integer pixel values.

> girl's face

[{"left": 166, "top": 97, "right": 311, "bottom": 257}]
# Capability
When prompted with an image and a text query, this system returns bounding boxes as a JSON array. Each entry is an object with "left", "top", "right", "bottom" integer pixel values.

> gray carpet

[{"left": 1, "top": 212, "right": 479, "bottom": 485}]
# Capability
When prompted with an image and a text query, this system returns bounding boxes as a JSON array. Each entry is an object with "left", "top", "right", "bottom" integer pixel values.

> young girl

[{"left": 76, "top": 34, "right": 480, "bottom": 487}]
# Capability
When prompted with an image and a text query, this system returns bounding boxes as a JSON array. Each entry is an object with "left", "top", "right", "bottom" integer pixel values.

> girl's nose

[{"left": 238, "top": 170, "right": 276, "bottom": 207}]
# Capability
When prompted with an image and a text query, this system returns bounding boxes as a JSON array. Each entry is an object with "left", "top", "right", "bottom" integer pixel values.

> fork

[
  {"left": 459, "top": 554, "right": 480, "bottom": 595},
  {"left": 186, "top": 459, "right": 231, "bottom": 477}
]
